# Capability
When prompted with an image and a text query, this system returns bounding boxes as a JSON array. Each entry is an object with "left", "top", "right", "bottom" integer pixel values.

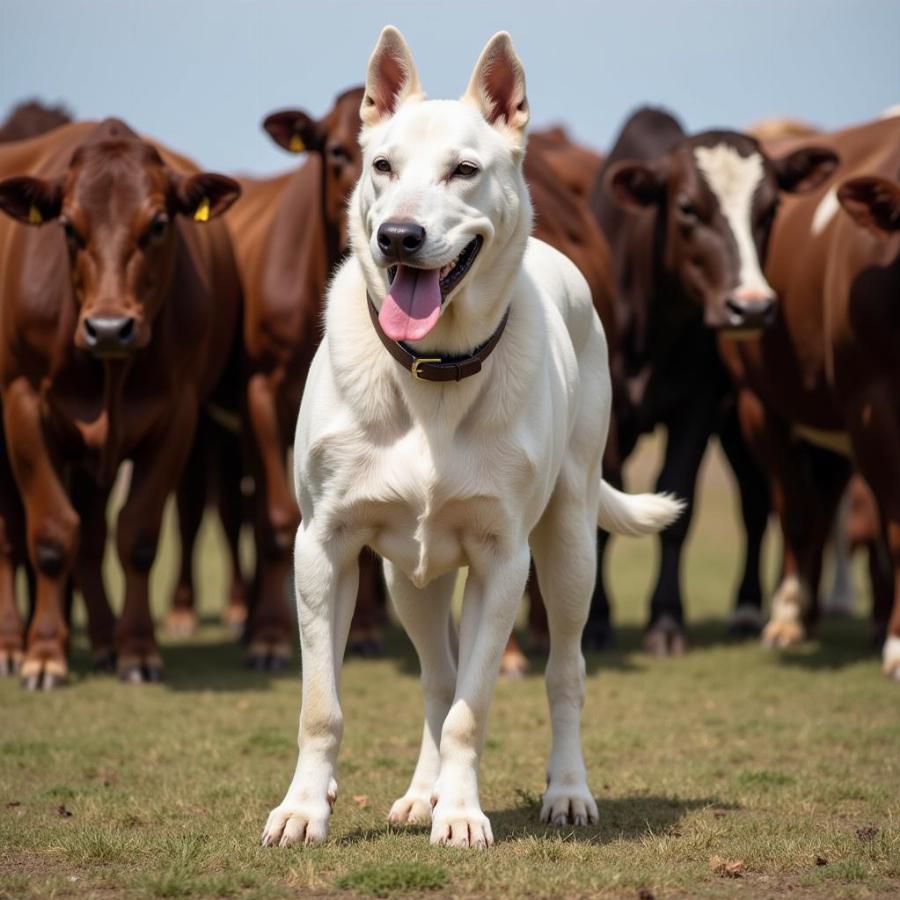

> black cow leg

[
  {"left": 645, "top": 406, "right": 717, "bottom": 656},
  {"left": 719, "top": 403, "right": 769, "bottom": 638},
  {"left": 583, "top": 527, "right": 614, "bottom": 651}
]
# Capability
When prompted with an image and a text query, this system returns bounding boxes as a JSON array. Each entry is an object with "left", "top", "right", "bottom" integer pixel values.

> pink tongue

[{"left": 379, "top": 265, "right": 442, "bottom": 342}]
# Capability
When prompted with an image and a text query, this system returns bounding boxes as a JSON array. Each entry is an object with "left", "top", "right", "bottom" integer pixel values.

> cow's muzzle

[
  {"left": 82, "top": 315, "right": 137, "bottom": 358},
  {"left": 723, "top": 294, "right": 776, "bottom": 332}
]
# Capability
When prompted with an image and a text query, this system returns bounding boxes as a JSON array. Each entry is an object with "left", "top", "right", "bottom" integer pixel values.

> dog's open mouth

[{"left": 380, "top": 237, "right": 482, "bottom": 343}]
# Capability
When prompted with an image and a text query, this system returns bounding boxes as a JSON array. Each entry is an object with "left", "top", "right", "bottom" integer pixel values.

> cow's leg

[
  {"left": 530, "top": 475, "right": 599, "bottom": 828},
  {"left": 718, "top": 402, "right": 769, "bottom": 637},
  {"left": 429, "top": 544, "right": 530, "bottom": 848},
  {"left": 246, "top": 370, "right": 297, "bottom": 670},
  {"left": 115, "top": 398, "right": 197, "bottom": 683},
  {"left": 165, "top": 418, "right": 209, "bottom": 638},
  {"left": 3, "top": 381, "right": 77, "bottom": 689},
  {"left": 845, "top": 388, "right": 900, "bottom": 680},
  {"left": 645, "top": 397, "right": 718, "bottom": 656},
  {"left": 262, "top": 524, "right": 360, "bottom": 847},
  {"left": 70, "top": 472, "right": 116, "bottom": 671},
  {"left": 216, "top": 428, "right": 249, "bottom": 631},
  {"left": 0, "top": 507, "right": 23, "bottom": 677},
  {"left": 347, "top": 549, "right": 385, "bottom": 657},
  {"left": 383, "top": 565, "right": 457, "bottom": 826},
  {"left": 823, "top": 488, "right": 856, "bottom": 617}
]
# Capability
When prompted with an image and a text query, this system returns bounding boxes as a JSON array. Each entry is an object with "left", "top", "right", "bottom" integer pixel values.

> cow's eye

[
  {"left": 759, "top": 203, "right": 778, "bottom": 229},
  {"left": 328, "top": 145, "right": 350, "bottom": 163},
  {"left": 61, "top": 218, "right": 85, "bottom": 249},
  {"left": 144, "top": 213, "right": 169, "bottom": 243},
  {"left": 453, "top": 161, "right": 479, "bottom": 178},
  {"left": 373, "top": 157, "right": 392, "bottom": 174},
  {"left": 677, "top": 197, "right": 698, "bottom": 221}
]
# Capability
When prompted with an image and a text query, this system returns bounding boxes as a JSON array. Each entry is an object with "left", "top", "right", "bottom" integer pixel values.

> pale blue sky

[{"left": 1, "top": 1, "right": 897, "bottom": 175}]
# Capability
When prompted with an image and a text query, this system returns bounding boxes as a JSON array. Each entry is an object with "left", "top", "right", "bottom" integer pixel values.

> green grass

[{"left": 2, "top": 435, "right": 898, "bottom": 898}]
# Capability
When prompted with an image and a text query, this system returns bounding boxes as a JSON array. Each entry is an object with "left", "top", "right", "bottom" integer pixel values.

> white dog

[{"left": 262, "top": 26, "right": 682, "bottom": 849}]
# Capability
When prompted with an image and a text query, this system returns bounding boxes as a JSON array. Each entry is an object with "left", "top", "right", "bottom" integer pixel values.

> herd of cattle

[{"left": 0, "top": 91, "right": 896, "bottom": 691}]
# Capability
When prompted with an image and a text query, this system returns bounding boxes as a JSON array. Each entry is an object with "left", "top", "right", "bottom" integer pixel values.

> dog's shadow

[{"left": 336, "top": 794, "right": 728, "bottom": 846}]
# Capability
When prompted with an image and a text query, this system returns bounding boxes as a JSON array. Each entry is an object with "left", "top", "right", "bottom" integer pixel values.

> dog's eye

[
  {"left": 453, "top": 161, "right": 479, "bottom": 178},
  {"left": 373, "top": 157, "right": 392, "bottom": 174}
]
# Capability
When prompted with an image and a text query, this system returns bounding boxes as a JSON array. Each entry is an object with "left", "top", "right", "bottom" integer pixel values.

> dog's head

[{"left": 350, "top": 27, "right": 533, "bottom": 350}]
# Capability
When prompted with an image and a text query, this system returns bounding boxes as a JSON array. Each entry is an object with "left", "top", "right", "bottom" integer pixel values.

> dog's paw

[
  {"left": 388, "top": 789, "right": 433, "bottom": 826},
  {"left": 261, "top": 800, "right": 332, "bottom": 847},
  {"left": 430, "top": 803, "right": 493, "bottom": 849},
  {"left": 540, "top": 783, "right": 599, "bottom": 827}
]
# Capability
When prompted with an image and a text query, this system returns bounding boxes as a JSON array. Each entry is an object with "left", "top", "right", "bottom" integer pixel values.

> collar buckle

[{"left": 411, "top": 357, "right": 442, "bottom": 380}]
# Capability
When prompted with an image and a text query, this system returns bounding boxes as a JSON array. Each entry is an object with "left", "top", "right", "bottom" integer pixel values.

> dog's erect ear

[
  {"left": 360, "top": 26, "right": 423, "bottom": 129},
  {"left": 463, "top": 32, "right": 529, "bottom": 143},
  {"left": 837, "top": 176, "right": 900, "bottom": 238}
]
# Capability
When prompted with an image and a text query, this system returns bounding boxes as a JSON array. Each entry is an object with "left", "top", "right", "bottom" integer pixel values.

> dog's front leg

[
  {"left": 262, "top": 524, "right": 360, "bottom": 847},
  {"left": 430, "top": 545, "right": 531, "bottom": 848}
]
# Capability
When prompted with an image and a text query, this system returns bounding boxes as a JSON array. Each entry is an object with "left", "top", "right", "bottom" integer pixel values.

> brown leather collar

[{"left": 367, "top": 294, "right": 510, "bottom": 382}]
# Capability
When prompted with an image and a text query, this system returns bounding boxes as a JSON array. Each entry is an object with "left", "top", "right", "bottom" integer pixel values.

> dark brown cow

[
  {"left": 0, "top": 119, "right": 241, "bottom": 687},
  {"left": 0, "top": 100, "right": 72, "bottom": 143},
  {"left": 591, "top": 106, "right": 837, "bottom": 654},
  {"left": 208, "top": 86, "right": 388, "bottom": 668},
  {"left": 719, "top": 118, "right": 900, "bottom": 680}
]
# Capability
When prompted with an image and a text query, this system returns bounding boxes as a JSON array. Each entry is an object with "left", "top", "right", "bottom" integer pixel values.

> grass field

[{"left": 2, "top": 435, "right": 898, "bottom": 899}]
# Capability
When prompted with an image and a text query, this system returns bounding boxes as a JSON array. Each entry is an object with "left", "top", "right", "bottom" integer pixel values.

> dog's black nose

[
  {"left": 83, "top": 315, "right": 136, "bottom": 356},
  {"left": 377, "top": 221, "right": 426, "bottom": 262}
]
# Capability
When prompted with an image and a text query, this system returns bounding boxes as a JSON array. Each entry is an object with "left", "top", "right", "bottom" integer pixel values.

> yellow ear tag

[
  {"left": 28, "top": 204, "right": 43, "bottom": 225},
  {"left": 194, "top": 197, "right": 210, "bottom": 223},
  {"left": 289, "top": 134, "right": 305, "bottom": 153}
]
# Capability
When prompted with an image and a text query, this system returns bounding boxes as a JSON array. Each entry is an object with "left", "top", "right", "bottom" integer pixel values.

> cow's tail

[{"left": 597, "top": 480, "right": 684, "bottom": 537}]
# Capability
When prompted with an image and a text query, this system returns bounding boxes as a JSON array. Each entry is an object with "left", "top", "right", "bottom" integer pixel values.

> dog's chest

[{"left": 333, "top": 426, "right": 536, "bottom": 587}]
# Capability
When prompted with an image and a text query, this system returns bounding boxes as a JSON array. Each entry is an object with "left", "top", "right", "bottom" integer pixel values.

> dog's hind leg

[
  {"left": 530, "top": 474, "right": 599, "bottom": 828},
  {"left": 261, "top": 525, "right": 360, "bottom": 847},
  {"left": 384, "top": 564, "right": 457, "bottom": 826}
]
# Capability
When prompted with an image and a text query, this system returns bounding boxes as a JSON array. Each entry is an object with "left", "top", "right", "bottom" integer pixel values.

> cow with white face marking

[{"left": 588, "top": 107, "right": 837, "bottom": 654}]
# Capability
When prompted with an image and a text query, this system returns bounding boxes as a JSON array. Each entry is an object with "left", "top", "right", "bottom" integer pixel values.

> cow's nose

[
  {"left": 725, "top": 293, "right": 776, "bottom": 329},
  {"left": 83, "top": 315, "right": 136, "bottom": 356},
  {"left": 376, "top": 221, "right": 426, "bottom": 262}
]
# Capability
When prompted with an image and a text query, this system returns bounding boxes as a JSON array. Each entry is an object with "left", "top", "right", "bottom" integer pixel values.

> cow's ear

[
  {"left": 606, "top": 159, "right": 669, "bottom": 209},
  {"left": 463, "top": 32, "right": 529, "bottom": 145},
  {"left": 361, "top": 26, "right": 423, "bottom": 129},
  {"left": 263, "top": 109, "right": 321, "bottom": 155},
  {"left": 0, "top": 175, "right": 63, "bottom": 225},
  {"left": 837, "top": 176, "right": 900, "bottom": 238},
  {"left": 773, "top": 146, "right": 839, "bottom": 194},
  {"left": 175, "top": 173, "right": 241, "bottom": 222}
]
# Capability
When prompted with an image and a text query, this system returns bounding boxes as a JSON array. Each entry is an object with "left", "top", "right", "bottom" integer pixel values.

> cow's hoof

[
  {"left": 117, "top": 653, "right": 164, "bottom": 684},
  {"left": 246, "top": 641, "right": 293, "bottom": 672},
  {"left": 643, "top": 617, "right": 686, "bottom": 657},
  {"left": 541, "top": 783, "right": 599, "bottom": 828},
  {"left": 582, "top": 621, "right": 615, "bottom": 652},
  {"left": 222, "top": 602, "right": 248, "bottom": 633},
  {"left": 726, "top": 604, "right": 764, "bottom": 639},
  {"left": 20, "top": 657, "right": 68, "bottom": 691},
  {"left": 0, "top": 647, "right": 24, "bottom": 676},
  {"left": 430, "top": 804, "right": 493, "bottom": 849},
  {"left": 499, "top": 646, "right": 528, "bottom": 679},
  {"left": 90, "top": 647, "right": 117, "bottom": 673},
  {"left": 164, "top": 608, "right": 198, "bottom": 639},
  {"left": 761, "top": 619, "right": 805, "bottom": 649},
  {"left": 346, "top": 630, "right": 384, "bottom": 659},
  {"left": 388, "top": 790, "right": 433, "bottom": 826},
  {"left": 262, "top": 797, "right": 333, "bottom": 847}
]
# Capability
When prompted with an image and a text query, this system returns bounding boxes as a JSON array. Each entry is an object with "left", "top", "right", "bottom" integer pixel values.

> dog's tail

[{"left": 597, "top": 480, "right": 684, "bottom": 536}]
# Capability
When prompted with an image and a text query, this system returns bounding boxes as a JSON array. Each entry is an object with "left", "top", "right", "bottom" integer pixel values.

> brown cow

[
  {"left": 0, "top": 100, "right": 72, "bottom": 143},
  {"left": 528, "top": 126, "right": 603, "bottom": 201},
  {"left": 205, "top": 86, "right": 389, "bottom": 669},
  {"left": 718, "top": 117, "right": 900, "bottom": 679},
  {"left": 0, "top": 119, "right": 241, "bottom": 687}
]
